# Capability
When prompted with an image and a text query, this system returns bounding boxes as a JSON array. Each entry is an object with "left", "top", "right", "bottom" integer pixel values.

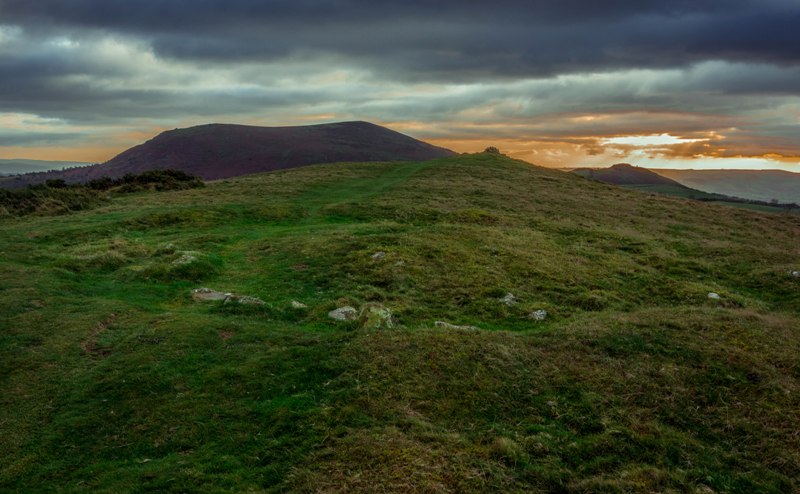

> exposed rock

[
  {"left": 371, "top": 251, "right": 387, "bottom": 260},
  {"left": 328, "top": 306, "right": 358, "bottom": 321},
  {"left": 791, "top": 271, "right": 800, "bottom": 278},
  {"left": 529, "top": 309, "right": 548, "bottom": 321},
  {"left": 358, "top": 303, "right": 394, "bottom": 329},
  {"left": 192, "top": 287, "right": 232, "bottom": 302},
  {"left": 435, "top": 320, "right": 479, "bottom": 331},
  {"left": 708, "top": 292, "right": 721, "bottom": 300},
  {"left": 499, "top": 293, "right": 518, "bottom": 306},
  {"left": 231, "top": 295, "right": 265, "bottom": 305},
  {"left": 291, "top": 300, "right": 308, "bottom": 309},
  {"left": 172, "top": 253, "right": 198, "bottom": 266},
  {"left": 192, "top": 287, "right": 264, "bottom": 305}
]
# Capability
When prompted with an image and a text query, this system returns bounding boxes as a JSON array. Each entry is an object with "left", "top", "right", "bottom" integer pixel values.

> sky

[{"left": 0, "top": 0, "right": 799, "bottom": 170}]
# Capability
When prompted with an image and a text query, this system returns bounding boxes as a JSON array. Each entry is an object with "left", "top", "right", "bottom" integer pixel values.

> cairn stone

[
  {"left": 358, "top": 303, "right": 394, "bottom": 329},
  {"left": 232, "top": 295, "right": 265, "bottom": 305},
  {"left": 529, "top": 309, "right": 548, "bottom": 321},
  {"left": 435, "top": 321, "right": 479, "bottom": 331},
  {"left": 499, "top": 293, "right": 518, "bottom": 306},
  {"left": 192, "top": 288, "right": 232, "bottom": 302},
  {"left": 172, "top": 253, "right": 198, "bottom": 266},
  {"left": 328, "top": 306, "right": 358, "bottom": 321}
]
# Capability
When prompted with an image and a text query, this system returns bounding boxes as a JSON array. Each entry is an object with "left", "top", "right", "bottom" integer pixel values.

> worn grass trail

[{"left": 1, "top": 154, "right": 799, "bottom": 493}]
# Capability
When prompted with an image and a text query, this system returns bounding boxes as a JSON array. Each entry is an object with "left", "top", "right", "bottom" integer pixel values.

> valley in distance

[{"left": 1, "top": 121, "right": 799, "bottom": 493}]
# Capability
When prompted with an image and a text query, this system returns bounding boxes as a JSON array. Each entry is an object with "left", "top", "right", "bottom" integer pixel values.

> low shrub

[{"left": 1, "top": 169, "right": 204, "bottom": 217}]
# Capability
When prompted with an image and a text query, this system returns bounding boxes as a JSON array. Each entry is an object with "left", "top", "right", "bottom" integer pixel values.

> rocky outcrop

[
  {"left": 529, "top": 310, "right": 548, "bottom": 321},
  {"left": 499, "top": 293, "right": 518, "bottom": 306},
  {"left": 358, "top": 303, "right": 394, "bottom": 329},
  {"left": 328, "top": 306, "right": 358, "bottom": 321},
  {"left": 435, "top": 321, "right": 479, "bottom": 331},
  {"left": 191, "top": 287, "right": 265, "bottom": 305}
]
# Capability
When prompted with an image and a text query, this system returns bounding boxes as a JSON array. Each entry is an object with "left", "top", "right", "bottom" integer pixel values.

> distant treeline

[{"left": 1, "top": 169, "right": 204, "bottom": 217}]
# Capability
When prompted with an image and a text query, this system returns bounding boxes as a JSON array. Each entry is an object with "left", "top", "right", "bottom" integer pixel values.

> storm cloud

[{"left": 0, "top": 0, "right": 798, "bottom": 168}]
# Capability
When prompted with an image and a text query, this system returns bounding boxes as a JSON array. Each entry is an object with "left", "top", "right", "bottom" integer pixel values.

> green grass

[{"left": 2, "top": 154, "right": 799, "bottom": 492}]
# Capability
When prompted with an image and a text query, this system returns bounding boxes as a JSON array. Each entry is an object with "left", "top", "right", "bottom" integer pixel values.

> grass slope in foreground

[{"left": 1, "top": 154, "right": 799, "bottom": 493}]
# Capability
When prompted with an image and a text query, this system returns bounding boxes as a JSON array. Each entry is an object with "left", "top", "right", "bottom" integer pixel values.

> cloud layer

[{"left": 0, "top": 0, "right": 798, "bottom": 168}]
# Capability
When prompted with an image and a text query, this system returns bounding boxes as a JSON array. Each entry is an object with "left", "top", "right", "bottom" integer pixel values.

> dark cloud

[
  {"left": 0, "top": 130, "right": 85, "bottom": 146},
  {"left": 1, "top": 0, "right": 798, "bottom": 79},
  {"left": 0, "top": 0, "right": 798, "bottom": 165}
]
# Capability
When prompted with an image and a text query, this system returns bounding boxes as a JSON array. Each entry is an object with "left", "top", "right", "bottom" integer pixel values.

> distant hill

[
  {"left": 573, "top": 163, "right": 686, "bottom": 186},
  {"left": 654, "top": 168, "right": 800, "bottom": 204},
  {"left": 571, "top": 163, "right": 799, "bottom": 212},
  {"left": 0, "top": 159, "right": 91, "bottom": 176},
  {"left": 572, "top": 163, "right": 721, "bottom": 199},
  {"left": 0, "top": 121, "right": 455, "bottom": 188}
]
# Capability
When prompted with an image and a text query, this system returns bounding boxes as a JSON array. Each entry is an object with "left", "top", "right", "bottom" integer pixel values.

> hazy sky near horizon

[{"left": 1, "top": 0, "right": 799, "bottom": 170}]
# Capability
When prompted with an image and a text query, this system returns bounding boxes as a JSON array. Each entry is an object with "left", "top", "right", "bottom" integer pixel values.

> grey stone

[
  {"left": 192, "top": 287, "right": 263, "bottom": 305},
  {"left": 328, "top": 306, "right": 358, "bottom": 321},
  {"left": 499, "top": 293, "right": 518, "bottom": 306},
  {"left": 192, "top": 287, "right": 232, "bottom": 302},
  {"left": 233, "top": 295, "right": 265, "bottom": 305},
  {"left": 171, "top": 253, "right": 198, "bottom": 266},
  {"left": 371, "top": 251, "right": 387, "bottom": 260},
  {"left": 434, "top": 320, "right": 479, "bottom": 331},
  {"left": 708, "top": 292, "right": 721, "bottom": 300},
  {"left": 291, "top": 300, "right": 308, "bottom": 309},
  {"left": 529, "top": 309, "right": 548, "bottom": 321},
  {"left": 791, "top": 271, "right": 800, "bottom": 278},
  {"left": 358, "top": 303, "right": 394, "bottom": 329}
]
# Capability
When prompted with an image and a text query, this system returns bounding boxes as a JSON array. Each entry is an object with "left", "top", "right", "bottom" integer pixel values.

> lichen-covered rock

[
  {"left": 192, "top": 288, "right": 263, "bottom": 305},
  {"left": 358, "top": 303, "right": 394, "bottom": 329},
  {"left": 231, "top": 295, "right": 265, "bottom": 305},
  {"left": 435, "top": 320, "right": 479, "bottom": 331},
  {"left": 499, "top": 293, "right": 518, "bottom": 306},
  {"left": 291, "top": 300, "right": 308, "bottom": 309},
  {"left": 172, "top": 253, "right": 198, "bottom": 266},
  {"left": 371, "top": 251, "right": 387, "bottom": 260},
  {"left": 529, "top": 309, "right": 548, "bottom": 321},
  {"left": 192, "top": 287, "right": 232, "bottom": 302},
  {"left": 328, "top": 306, "right": 358, "bottom": 321},
  {"left": 708, "top": 292, "right": 721, "bottom": 300}
]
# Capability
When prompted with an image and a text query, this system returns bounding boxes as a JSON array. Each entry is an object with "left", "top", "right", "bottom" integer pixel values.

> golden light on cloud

[{"left": 602, "top": 134, "right": 709, "bottom": 147}]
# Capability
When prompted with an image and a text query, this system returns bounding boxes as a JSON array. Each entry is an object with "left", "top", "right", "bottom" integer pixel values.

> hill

[
  {"left": 571, "top": 163, "right": 720, "bottom": 198},
  {"left": 0, "top": 158, "right": 91, "bottom": 176},
  {"left": 571, "top": 163, "right": 799, "bottom": 212},
  {"left": 573, "top": 162, "right": 686, "bottom": 186},
  {"left": 2, "top": 154, "right": 799, "bottom": 492},
  {"left": 0, "top": 121, "right": 455, "bottom": 188},
  {"left": 655, "top": 168, "right": 800, "bottom": 204}
]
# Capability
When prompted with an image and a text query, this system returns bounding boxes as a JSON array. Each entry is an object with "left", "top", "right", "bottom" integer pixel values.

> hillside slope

[
  {"left": 0, "top": 121, "right": 455, "bottom": 188},
  {"left": 655, "top": 168, "right": 800, "bottom": 204},
  {"left": 2, "top": 154, "right": 799, "bottom": 493}
]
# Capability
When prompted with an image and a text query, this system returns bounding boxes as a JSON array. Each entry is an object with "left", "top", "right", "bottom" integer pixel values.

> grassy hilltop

[{"left": 1, "top": 153, "right": 799, "bottom": 493}]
